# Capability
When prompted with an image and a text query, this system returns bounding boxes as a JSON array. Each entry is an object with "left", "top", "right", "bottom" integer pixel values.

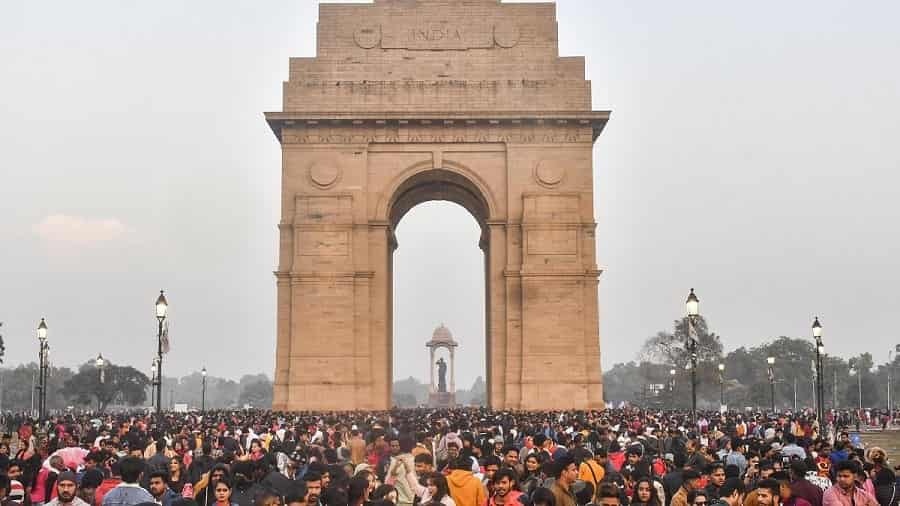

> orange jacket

[{"left": 448, "top": 470, "right": 487, "bottom": 506}]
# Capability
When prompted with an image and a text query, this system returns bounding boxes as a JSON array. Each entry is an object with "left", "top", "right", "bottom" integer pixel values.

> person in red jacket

[
  {"left": 608, "top": 442, "right": 625, "bottom": 472},
  {"left": 31, "top": 456, "right": 65, "bottom": 506},
  {"left": 94, "top": 461, "right": 122, "bottom": 506}
]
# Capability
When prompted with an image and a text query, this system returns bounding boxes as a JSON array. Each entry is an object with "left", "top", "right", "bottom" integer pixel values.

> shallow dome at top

[{"left": 431, "top": 324, "right": 454, "bottom": 342}]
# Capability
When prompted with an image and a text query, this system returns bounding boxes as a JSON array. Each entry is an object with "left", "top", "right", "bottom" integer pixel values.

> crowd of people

[{"left": 0, "top": 408, "right": 897, "bottom": 506}]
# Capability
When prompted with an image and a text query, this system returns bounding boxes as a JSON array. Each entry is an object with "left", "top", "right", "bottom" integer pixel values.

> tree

[
  {"left": 0, "top": 322, "right": 6, "bottom": 364},
  {"left": 209, "top": 378, "right": 240, "bottom": 409},
  {"left": 392, "top": 393, "right": 417, "bottom": 407},
  {"left": 62, "top": 361, "right": 150, "bottom": 412},
  {"left": 238, "top": 379, "right": 273, "bottom": 408},
  {"left": 641, "top": 316, "right": 724, "bottom": 369},
  {"left": 637, "top": 316, "right": 725, "bottom": 408},
  {"left": 846, "top": 354, "right": 878, "bottom": 408},
  {"left": 0, "top": 364, "right": 39, "bottom": 412}
]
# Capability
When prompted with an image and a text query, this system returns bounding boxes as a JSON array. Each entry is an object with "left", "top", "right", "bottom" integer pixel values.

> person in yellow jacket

[
  {"left": 447, "top": 457, "right": 487, "bottom": 506},
  {"left": 576, "top": 448, "right": 605, "bottom": 495}
]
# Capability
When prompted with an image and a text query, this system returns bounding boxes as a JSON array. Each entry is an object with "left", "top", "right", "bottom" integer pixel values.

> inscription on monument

[{"left": 381, "top": 19, "right": 493, "bottom": 50}]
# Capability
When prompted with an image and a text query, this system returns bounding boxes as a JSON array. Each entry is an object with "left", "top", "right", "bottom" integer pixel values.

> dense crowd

[{"left": 0, "top": 409, "right": 897, "bottom": 506}]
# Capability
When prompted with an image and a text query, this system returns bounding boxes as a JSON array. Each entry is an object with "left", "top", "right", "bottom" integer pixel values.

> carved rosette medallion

[
  {"left": 354, "top": 24, "right": 381, "bottom": 49},
  {"left": 493, "top": 23, "right": 520, "bottom": 48},
  {"left": 534, "top": 160, "right": 566, "bottom": 188},
  {"left": 309, "top": 162, "right": 341, "bottom": 189}
]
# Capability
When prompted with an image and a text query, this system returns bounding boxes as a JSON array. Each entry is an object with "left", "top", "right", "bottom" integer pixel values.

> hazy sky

[{"left": 2, "top": 1, "right": 899, "bottom": 389}]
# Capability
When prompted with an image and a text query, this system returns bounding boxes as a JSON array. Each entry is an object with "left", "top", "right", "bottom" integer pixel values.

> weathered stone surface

[{"left": 266, "top": 0, "right": 609, "bottom": 411}]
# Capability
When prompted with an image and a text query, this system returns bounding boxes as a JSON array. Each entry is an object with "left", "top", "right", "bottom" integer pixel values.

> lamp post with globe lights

[
  {"left": 669, "top": 368, "right": 677, "bottom": 409},
  {"left": 151, "top": 357, "right": 160, "bottom": 412},
  {"left": 887, "top": 345, "right": 900, "bottom": 414},
  {"left": 767, "top": 356, "right": 776, "bottom": 413},
  {"left": 96, "top": 353, "right": 107, "bottom": 384},
  {"left": 95, "top": 353, "right": 108, "bottom": 411},
  {"left": 812, "top": 317, "right": 824, "bottom": 422},
  {"left": 685, "top": 289, "right": 700, "bottom": 426},
  {"left": 154, "top": 290, "right": 168, "bottom": 416},
  {"left": 849, "top": 359, "right": 862, "bottom": 412},
  {"left": 36, "top": 318, "right": 49, "bottom": 419},
  {"left": 201, "top": 367, "right": 207, "bottom": 412},
  {"left": 718, "top": 363, "right": 726, "bottom": 408}
]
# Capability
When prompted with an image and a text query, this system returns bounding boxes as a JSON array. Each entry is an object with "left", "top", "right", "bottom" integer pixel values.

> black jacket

[{"left": 875, "top": 484, "right": 899, "bottom": 506}]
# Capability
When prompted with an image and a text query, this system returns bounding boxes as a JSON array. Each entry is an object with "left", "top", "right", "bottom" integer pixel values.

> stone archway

[
  {"left": 267, "top": 0, "right": 609, "bottom": 410},
  {"left": 385, "top": 166, "right": 493, "bottom": 409}
]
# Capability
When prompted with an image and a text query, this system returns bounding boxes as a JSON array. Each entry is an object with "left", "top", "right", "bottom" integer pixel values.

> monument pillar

[{"left": 450, "top": 347, "right": 456, "bottom": 395}]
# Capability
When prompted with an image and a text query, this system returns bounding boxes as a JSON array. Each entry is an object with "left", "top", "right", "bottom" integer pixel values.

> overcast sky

[{"left": 2, "top": 1, "right": 899, "bottom": 389}]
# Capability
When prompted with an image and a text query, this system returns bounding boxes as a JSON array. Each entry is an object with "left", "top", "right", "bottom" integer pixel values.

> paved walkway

[{"left": 859, "top": 429, "right": 900, "bottom": 457}]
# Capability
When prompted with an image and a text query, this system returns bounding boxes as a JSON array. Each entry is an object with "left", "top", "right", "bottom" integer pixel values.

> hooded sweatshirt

[{"left": 448, "top": 470, "right": 487, "bottom": 506}]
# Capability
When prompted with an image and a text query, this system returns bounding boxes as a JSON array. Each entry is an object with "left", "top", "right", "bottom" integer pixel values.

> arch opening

[
  {"left": 387, "top": 169, "right": 492, "bottom": 407},
  {"left": 388, "top": 168, "right": 491, "bottom": 231}
]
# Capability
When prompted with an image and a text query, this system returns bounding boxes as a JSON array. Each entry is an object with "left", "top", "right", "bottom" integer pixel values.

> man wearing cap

[{"left": 44, "top": 472, "right": 87, "bottom": 506}]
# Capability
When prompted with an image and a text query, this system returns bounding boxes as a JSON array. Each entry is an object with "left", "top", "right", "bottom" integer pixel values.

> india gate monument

[{"left": 266, "top": 0, "right": 609, "bottom": 411}]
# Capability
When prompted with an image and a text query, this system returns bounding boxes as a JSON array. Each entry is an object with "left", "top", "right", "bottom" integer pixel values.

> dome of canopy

[{"left": 432, "top": 324, "right": 453, "bottom": 342}]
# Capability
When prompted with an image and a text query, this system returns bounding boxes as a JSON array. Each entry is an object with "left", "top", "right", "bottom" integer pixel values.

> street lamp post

[
  {"left": 685, "top": 288, "right": 700, "bottom": 427},
  {"left": 96, "top": 353, "right": 106, "bottom": 384},
  {"left": 155, "top": 290, "right": 168, "bottom": 416},
  {"left": 43, "top": 346, "right": 50, "bottom": 417},
  {"left": 849, "top": 360, "right": 862, "bottom": 412},
  {"left": 718, "top": 363, "right": 725, "bottom": 408},
  {"left": 812, "top": 317, "right": 825, "bottom": 424},
  {"left": 767, "top": 356, "right": 776, "bottom": 413},
  {"left": 36, "top": 318, "right": 48, "bottom": 420},
  {"left": 669, "top": 368, "right": 677, "bottom": 410},
  {"left": 151, "top": 357, "right": 160, "bottom": 412},
  {"left": 888, "top": 345, "right": 899, "bottom": 415},
  {"left": 201, "top": 367, "right": 207, "bottom": 412},
  {"left": 793, "top": 378, "right": 798, "bottom": 412},
  {"left": 95, "top": 353, "right": 107, "bottom": 411},
  {"left": 888, "top": 349, "right": 894, "bottom": 416}
]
